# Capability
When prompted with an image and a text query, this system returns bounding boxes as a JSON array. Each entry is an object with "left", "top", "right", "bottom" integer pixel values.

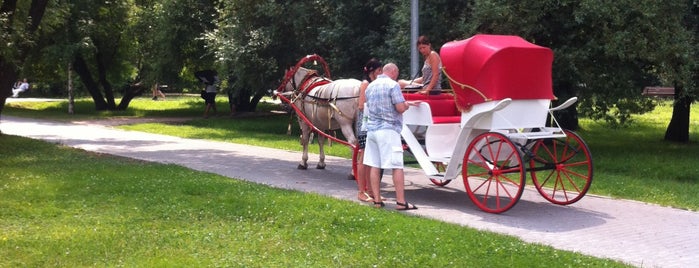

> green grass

[
  {"left": 0, "top": 135, "right": 626, "bottom": 267},
  {"left": 579, "top": 102, "right": 699, "bottom": 209},
  {"left": 4, "top": 95, "right": 237, "bottom": 120}
]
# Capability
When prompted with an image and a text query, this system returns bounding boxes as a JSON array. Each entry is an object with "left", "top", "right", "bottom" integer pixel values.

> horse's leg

[
  {"left": 298, "top": 121, "right": 310, "bottom": 170},
  {"left": 336, "top": 116, "right": 358, "bottom": 177},
  {"left": 316, "top": 132, "right": 326, "bottom": 169},
  {"left": 337, "top": 118, "right": 358, "bottom": 146}
]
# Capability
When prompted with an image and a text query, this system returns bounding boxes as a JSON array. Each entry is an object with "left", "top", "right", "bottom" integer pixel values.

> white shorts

[{"left": 363, "top": 129, "right": 404, "bottom": 169}]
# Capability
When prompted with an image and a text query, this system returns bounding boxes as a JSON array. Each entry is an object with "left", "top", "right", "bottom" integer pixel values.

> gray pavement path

[{"left": 2, "top": 114, "right": 698, "bottom": 268}]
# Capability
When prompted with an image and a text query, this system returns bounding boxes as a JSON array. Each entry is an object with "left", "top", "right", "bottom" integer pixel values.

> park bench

[{"left": 642, "top": 86, "right": 675, "bottom": 97}]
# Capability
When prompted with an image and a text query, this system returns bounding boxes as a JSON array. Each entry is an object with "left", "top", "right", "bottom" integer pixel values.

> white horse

[{"left": 281, "top": 67, "right": 360, "bottom": 170}]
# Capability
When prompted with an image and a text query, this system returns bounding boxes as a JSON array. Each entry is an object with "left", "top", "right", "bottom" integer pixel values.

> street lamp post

[{"left": 410, "top": 0, "right": 419, "bottom": 78}]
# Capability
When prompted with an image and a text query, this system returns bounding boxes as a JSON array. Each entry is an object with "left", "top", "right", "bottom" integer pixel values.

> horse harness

[{"left": 290, "top": 71, "right": 358, "bottom": 127}]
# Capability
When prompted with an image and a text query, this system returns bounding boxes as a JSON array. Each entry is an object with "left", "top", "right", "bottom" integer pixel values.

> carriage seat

[{"left": 403, "top": 93, "right": 460, "bottom": 124}]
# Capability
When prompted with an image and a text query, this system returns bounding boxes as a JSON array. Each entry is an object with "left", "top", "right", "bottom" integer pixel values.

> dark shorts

[
  {"left": 203, "top": 92, "right": 216, "bottom": 104},
  {"left": 357, "top": 131, "right": 367, "bottom": 149},
  {"left": 356, "top": 110, "right": 367, "bottom": 149}
]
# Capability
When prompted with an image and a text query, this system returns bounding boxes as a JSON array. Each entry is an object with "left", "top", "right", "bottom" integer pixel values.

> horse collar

[{"left": 299, "top": 74, "right": 331, "bottom": 95}]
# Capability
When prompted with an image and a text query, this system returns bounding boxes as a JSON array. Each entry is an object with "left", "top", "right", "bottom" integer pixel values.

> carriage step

[
  {"left": 429, "top": 174, "right": 446, "bottom": 179},
  {"left": 510, "top": 130, "right": 566, "bottom": 139}
]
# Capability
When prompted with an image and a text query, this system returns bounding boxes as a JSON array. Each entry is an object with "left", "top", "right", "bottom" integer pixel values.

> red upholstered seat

[{"left": 403, "top": 93, "right": 460, "bottom": 124}]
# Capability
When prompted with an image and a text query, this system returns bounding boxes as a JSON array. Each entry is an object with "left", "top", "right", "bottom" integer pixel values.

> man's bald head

[{"left": 382, "top": 63, "right": 399, "bottom": 81}]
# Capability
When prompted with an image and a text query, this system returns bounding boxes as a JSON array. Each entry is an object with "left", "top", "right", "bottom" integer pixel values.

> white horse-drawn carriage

[{"left": 276, "top": 34, "right": 593, "bottom": 214}]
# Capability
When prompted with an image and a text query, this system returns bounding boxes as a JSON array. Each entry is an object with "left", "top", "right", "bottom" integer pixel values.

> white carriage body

[
  {"left": 463, "top": 99, "right": 550, "bottom": 130},
  {"left": 402, "top": 97, "right": 572, "bottom": 176}
]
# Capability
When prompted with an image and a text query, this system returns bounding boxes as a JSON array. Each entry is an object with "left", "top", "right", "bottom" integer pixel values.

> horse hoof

[
  {"left": 316, "top": 164, "right": 325, "bottom": 170},
  {"left": 297, "top": 164, "right": 308, "bottom": 170},
  {"left": 347, "top": 174, "right": 355, "bottom": 180}
]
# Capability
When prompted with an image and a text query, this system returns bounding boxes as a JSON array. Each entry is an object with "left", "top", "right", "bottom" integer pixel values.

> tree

[
  {"left": 664, "top": 1, "right": 698, "bottom": 143},
  {"left": 205, "top": 0, "right": 476, "bottom": 112},
  {"left": 204, "top": 1, "right": 331, "bottom": 112},
  {"left": 467, "top": 0, "right": 697, "bottom": 136},
  {"left": 134, "top": 0, "right": 218, "bottom": 90},
  {"left": 314, "top": 0, "right": 395, "bottom": 79},
  {"left": 18, "top": 0, "right": 146, "bottom": 111},
  {"left": 4, "top": 0, "right": 695, "bottom": 138},
  {"left": 380, "top": 0, "right": 473, "bottom": 79},
  {"left": 65, "top": 0, "right": 145, "bottom": 110},
  {"left": 0, "top": 0, "right": 50, "bottom": 122}
]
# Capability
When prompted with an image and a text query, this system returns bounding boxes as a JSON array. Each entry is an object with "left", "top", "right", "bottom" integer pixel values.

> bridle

[
  {"left": 275, "top": 54, "right": 358, "bottom": 125},
  {"left": 276, "top": 54, "right": 332, "bottom": 95}
]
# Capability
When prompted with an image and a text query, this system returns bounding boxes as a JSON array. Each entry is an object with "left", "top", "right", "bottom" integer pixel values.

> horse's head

[{"left": 282, "top": 67, "right": 316, "bottom": 93}]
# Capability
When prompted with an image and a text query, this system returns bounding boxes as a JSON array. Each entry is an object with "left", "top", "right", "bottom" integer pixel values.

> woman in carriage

[{"left": 399, "top": 35, "right": 443, "bottom": 95}]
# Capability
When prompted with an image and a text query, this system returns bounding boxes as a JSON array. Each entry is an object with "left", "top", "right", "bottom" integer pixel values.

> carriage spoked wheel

[
  {"left": 462, "top": 132, "right": 525, "bottom": 213},
  {"left": 429, "top": 162, "right": 452, "bottom": 186},
  {"left": 529, "top": 129, "right": 593, "bottom": 205}
]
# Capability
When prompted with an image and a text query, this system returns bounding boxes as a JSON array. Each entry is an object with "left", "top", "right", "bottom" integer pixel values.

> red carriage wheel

[
  {"left": 462, "top": 132, "right": 525, "bottom": 213},
  {"left": 429, "top": 162, "right": 452, "bottom": 186},
  {"left": 529, "top": 130, "right": 593, "bottom": 205}
]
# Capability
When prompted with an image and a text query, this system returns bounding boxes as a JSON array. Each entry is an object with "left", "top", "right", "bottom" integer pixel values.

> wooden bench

[{"left": 642, "top": 87, "right": 674, "bottom": 97}]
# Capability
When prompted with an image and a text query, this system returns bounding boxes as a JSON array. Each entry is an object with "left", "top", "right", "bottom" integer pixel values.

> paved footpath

[{"left": 2, "top": 115, "right": 698, "bottom": 268}]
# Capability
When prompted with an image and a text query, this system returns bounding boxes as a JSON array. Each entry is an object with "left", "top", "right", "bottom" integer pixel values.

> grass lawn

[{"left": 0, "top": 135, "right": 626, "bottom": 267}]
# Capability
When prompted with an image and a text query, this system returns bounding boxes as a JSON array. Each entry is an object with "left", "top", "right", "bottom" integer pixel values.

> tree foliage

[
  {"left": 135, "top": 0, "right": 218, "bottom": 88},
  {"left": 0, "top": 0, "right": 51, "bottom": 114},
  {"left": 1, "top": 0, "right": 697, "bottom": 139}
]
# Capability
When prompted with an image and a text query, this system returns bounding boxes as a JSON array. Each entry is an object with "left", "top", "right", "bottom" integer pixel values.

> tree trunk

[
  {"left": 0, "top": 0, "right": 49, "bottom": 123},
  {"left": 27, "top": 0, "right": 49, "bottom": 32},
  {"left": 553, "top": 104, "right": 579, "bottom": 130},
  {"left": 231, "top": 87, "right": 260, "bottom": 112},
  {"left": 95, "top": 50, "right": 116, "bottom": 109},
  {"left": 116, "top": 83, "right": 146, "bottom": 110},
  {"left": 0, "top": 0, "right": 20, "bottom": 120},
  {"left": 550, "top": 83, "right": 580, "bottom": 130},
  {"left": 73, "top": 55, "right": 109, "bottom": 111},
  {"left": 0, "top": 61, "right": 19, "bottom": 99},
  {"left": 664, "top": 85, "right": 692, "bottom": 143}
]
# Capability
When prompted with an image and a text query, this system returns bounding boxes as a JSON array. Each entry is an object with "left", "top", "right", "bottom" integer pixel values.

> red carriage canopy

[{"left": 440, "top": 34, "right": 555, "bottom": 111}]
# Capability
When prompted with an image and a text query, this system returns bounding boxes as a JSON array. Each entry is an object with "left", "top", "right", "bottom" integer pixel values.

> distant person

[
  {"left": 12, "top": 79, "right": 21, "bottom": 90},
  {"left": 364, "top": 63, "right": 419, "bottom": 210},
  {"left": 399, "top": 35, "right": 443, "bottom": 95},
  {"left": 11, "top": 78, "right": 29, "bottom": 98},
  {"left": 202, "top": 79, "right": 219, "bottom": 118},
  {"left": 151, "top": 83, "right": 166, "bottom": 100}
]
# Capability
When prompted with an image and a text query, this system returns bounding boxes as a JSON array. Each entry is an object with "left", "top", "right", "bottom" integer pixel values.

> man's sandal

[
  {"left": 369, "top": 194, "right": 386, "bottom": 201},
  {"left": 373, "top": 201, "right": 385, "bottom": 208},
  {"left": 396, "top": 201, "right": 418, "bottom": 210}
]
